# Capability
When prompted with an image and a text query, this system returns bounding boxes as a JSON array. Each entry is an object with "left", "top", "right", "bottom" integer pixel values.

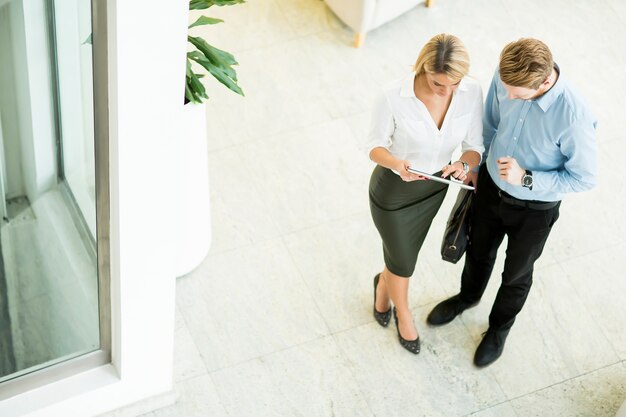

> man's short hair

[{"left": 499, "top": 38, "right": 553, "bottom": 89}]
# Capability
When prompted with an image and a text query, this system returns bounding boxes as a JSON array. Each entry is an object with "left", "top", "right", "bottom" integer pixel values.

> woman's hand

[
  {"left": 441, "top": 161, "right": 467, "bottom": 181},
  {"left": 396, "top": 160, "right": 427, "bottom": 182}
]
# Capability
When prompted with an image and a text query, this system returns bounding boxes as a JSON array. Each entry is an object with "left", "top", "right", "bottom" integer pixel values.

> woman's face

[{"left": 425, "top": 72, "right": 461, "bottom": 97}]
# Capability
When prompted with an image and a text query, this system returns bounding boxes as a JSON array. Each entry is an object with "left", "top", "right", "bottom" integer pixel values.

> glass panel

[
  {"left": 54, "top": 0, "right": 96, "bottom": 238},
  {"left": 0, "top": 0, "right": 99, "bottom": 383}
]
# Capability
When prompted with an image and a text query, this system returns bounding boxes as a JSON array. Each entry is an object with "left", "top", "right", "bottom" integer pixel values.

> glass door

[{"left": 0, "top": 0, "right": 103, "bottom": 388}]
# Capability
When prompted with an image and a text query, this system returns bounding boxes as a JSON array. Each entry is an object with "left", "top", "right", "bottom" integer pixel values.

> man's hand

[
  {"left": 465, "top": 170, "right": 478, "bottom": 189},
  {"left": 497, "top": 156, "right": 524, "bottom": 185}
]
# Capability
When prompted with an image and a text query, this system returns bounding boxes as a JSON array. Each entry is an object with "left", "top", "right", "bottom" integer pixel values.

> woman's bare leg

[
  {"left": 382, "top": 266, "right": 418, "bottom": 340},
  {"left": 375, "top": 270, "right": 391, "bottom": 313}
]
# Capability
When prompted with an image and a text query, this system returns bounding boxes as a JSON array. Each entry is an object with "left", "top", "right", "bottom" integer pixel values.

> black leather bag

[{"left": 441, "top": 189, "right": 474, "bottom": 264}]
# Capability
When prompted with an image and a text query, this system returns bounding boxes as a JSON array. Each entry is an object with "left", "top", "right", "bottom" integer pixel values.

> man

[{"left": 427, "top": 38, "right": 597, "bottom": 367}]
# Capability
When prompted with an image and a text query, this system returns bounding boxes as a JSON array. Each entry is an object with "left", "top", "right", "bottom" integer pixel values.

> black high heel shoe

[
  {"left": 373, "top": 273, "right": 391, "bottom": 327},
  {"left": 393, "top": 307, "right": 420, "bottom": 354}
]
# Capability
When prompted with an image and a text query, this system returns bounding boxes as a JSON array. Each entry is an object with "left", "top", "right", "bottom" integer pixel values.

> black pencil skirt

[{"left": 369, "top": 165, "right": 448, "bottom": 278}]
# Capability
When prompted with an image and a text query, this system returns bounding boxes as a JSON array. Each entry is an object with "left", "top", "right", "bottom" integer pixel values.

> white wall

[
  {"left": 0, "top": 0, "right": 187, "bottom": 415},
  {"left": 0, "top": 3, "right": 25, "bottom": 198},
  {"left": 9, "top": 0, "right": 57, "bottom": 202}
]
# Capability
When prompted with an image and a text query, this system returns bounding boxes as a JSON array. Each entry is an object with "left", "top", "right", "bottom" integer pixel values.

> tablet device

[{"left": 407, "top": 168, "right": 475, "bottom": 190}]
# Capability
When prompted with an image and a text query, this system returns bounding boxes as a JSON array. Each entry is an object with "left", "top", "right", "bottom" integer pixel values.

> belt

[{"left": 497, "top": 190, "right": 560, "bottom": 210}]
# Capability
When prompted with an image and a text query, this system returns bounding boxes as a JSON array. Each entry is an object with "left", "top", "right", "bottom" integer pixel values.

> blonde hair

[
  {"left": 413, "top": 33, "right": 470, "bottom": 81},
  {"left": 499, "top": 38, "right": 553, "bottom": 89}
]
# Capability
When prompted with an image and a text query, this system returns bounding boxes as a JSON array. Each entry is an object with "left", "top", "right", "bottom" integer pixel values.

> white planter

[{"left": 174, "top": 102, "right": 211, "bottom": 276}]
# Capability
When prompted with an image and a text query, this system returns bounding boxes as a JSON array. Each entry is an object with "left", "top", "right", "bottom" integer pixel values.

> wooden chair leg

[
  {"left": 354, "top": 32, "right": 366, "bottom": 48},
  {"left": 425, "top": 0, "right": 432, "bottom": 7}
]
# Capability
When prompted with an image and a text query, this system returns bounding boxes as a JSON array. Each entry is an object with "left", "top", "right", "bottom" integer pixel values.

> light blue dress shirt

[{"left": 482, "top": 68, "right": 597, "bottom": 202}]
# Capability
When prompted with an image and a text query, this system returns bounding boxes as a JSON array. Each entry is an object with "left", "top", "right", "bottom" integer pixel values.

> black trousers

[{"left": 460, "top": 164, "right": 560, "bottom": 331}]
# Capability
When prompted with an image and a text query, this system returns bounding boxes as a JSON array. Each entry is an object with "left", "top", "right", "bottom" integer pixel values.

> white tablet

[{"left": 407, "top": 167, "right": 475, "bottom": 191}]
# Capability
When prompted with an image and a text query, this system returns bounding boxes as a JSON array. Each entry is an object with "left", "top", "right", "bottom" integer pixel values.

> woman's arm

[
  {"left": 370, "top": 147, "right": 424, "bottom": 182},
  {"left": 441, "top": 150, "right": 481, "bottom": 181},
  {"left": 442, "top": 81, "right": 486, "bottom": 184}
]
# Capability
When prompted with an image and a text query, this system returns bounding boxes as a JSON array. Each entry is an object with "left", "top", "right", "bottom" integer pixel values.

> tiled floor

[{"left": 150, "top": 1, "right": 626, "bottom": 416}]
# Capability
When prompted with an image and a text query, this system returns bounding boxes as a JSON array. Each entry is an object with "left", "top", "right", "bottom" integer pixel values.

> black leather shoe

[
  {"left": 393, "top": 307, "right": 420, "bottom": 354},
  {"left": 474, "top": 328, "right": 509, "bottom": 367},
  {"left": 427, "top": 294, "right": 477, "bottom": 326},
  {"left": 373, "top": 273, "right": 391, "bottom": 327}
]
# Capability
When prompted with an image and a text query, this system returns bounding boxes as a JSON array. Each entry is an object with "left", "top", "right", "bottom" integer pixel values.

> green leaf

[
  {"left": 186, "top": 58, "right": 194, "bottom": 77},
  {"left": 186, "top": 0, "right": 246, "bottom": 102},
  {"left": 189, "top": 72, "right": 205, "bottom": 93},
  {"left": 189, "top": 53, "right": 237, "bottom": 82},
  {"left": 188, "top": 36, "right": 237, "bottom": 66},
  {"left": 188, "top": 15, "right": 223, "bottom": 29},
  {"left": 186, "top": 55, "right": 210, "bottom": 103},
  {"left": 189, "top": 0, "right": 245, "bottom": 10},
  {"left": 185, "top": 81, "right": 198, "bottom": 103},
  {"left": 186, "top": 72, "right": 208, "bottom": 103},
  {"left": 206, "top": 61, "right": 243, "bottom": 95}
]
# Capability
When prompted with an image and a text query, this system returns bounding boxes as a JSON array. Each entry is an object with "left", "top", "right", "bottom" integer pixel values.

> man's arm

[
  {"left": 497, "top": 116, "right": 597, "bottom": 193},
  {"left": 532, "top": 117, "right": 598, "bottom": 193}
]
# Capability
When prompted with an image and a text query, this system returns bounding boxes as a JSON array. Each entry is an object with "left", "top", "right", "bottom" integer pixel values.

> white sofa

[{"left": 324, "top": 0, "right": 431, "bottom": 47}]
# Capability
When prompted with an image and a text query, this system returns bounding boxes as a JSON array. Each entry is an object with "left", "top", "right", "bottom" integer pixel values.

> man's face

[{"left": 501, "top": 82, "right": 539, "bottom": 100}]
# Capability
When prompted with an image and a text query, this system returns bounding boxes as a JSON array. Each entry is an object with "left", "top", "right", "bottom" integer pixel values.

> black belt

[{"left": 497, "top": 190, "right": 560, "bottom": 210}]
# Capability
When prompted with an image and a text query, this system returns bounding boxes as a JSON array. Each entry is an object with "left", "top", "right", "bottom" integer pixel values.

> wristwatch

[
  {"left": 457, "top": 160, "right": 469, "bottom": 174},
  {"left": 521, "top": 169, "right": 533, "bottom": 189}
]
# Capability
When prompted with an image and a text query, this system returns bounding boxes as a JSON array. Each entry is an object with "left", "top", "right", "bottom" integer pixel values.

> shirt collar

[
  {"left": 535, "top": 63, "right": 563, "bottom": 112},
  {"left": 399, "top": 72, "right": 469, "bottom": 98}
]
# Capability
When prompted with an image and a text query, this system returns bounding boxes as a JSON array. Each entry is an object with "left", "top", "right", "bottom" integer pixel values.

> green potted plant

[
  {"left": 176, "top": 0, "right": 245, "bottom": 276},
  {"left": 185, "top": 0, "right": 245, "bottom": 104}
]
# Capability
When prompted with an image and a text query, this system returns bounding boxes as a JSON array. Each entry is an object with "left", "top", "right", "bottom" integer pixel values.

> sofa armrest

[{"left": 324, "top": 0, "right": 377, "bottom": 33}]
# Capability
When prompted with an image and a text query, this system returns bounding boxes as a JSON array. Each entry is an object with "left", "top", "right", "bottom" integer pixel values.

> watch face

[{"left": 523, "top": 175, "right": 533, "bottom": 187}]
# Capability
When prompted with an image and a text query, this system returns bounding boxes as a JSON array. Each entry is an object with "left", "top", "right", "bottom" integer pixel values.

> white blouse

[{"left": 365, "top": 73, "right": 485, "bottom": 174}]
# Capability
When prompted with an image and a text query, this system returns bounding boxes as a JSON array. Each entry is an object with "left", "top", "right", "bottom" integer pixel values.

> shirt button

[
  {"left": 519, "top": 118, "right": 523, "bottom": 122},
  {"left": 513, "top": 137, "right": 517, "bottom": 140}
]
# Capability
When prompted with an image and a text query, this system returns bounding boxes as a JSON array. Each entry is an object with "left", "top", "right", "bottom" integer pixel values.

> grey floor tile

[
  {"left": 464, "top": 401, "right": 518, "bottom": 417},
  {"left": 142, "top": 375, "right": 227, "bottom": 417},
  {"left": 283, "top": 213, "right": 448, "bottom": 333},
  {"left": 177, "top": 238, "right": 329, "bottom": 372},
  {"left": 211, "top": 335, "right": 374, "bottom": 417},
  {"left": 561, "top": 246, "right": 626, "bottom": 360},
  {"left": 334, "top": 306, "right": 506, "bottom": 417},
  {"left": 202, "top": 37, "right": 333, "bottom": 150},
  {"left": 207, "top": 146, "right": 283, "bottom": 255},
  {"left": 188, "top": 0, "right": 296, "bottom": 55},
  {"left": 239, "top": 119, "right": 373, "bottom": 235},
  {"left": 173, "top": 320, "right": 207, "bottom": 382},
  {"left": 509, "top": 362, "right": 626, "bottom": 417},
  {"left": 461, "top": 263, "right": 618, "bottom": 399}
]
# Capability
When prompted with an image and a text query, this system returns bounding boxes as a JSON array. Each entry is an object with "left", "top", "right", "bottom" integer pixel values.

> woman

[{"left": 366, "top": 33, "right": 484, "bottom": 354}]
